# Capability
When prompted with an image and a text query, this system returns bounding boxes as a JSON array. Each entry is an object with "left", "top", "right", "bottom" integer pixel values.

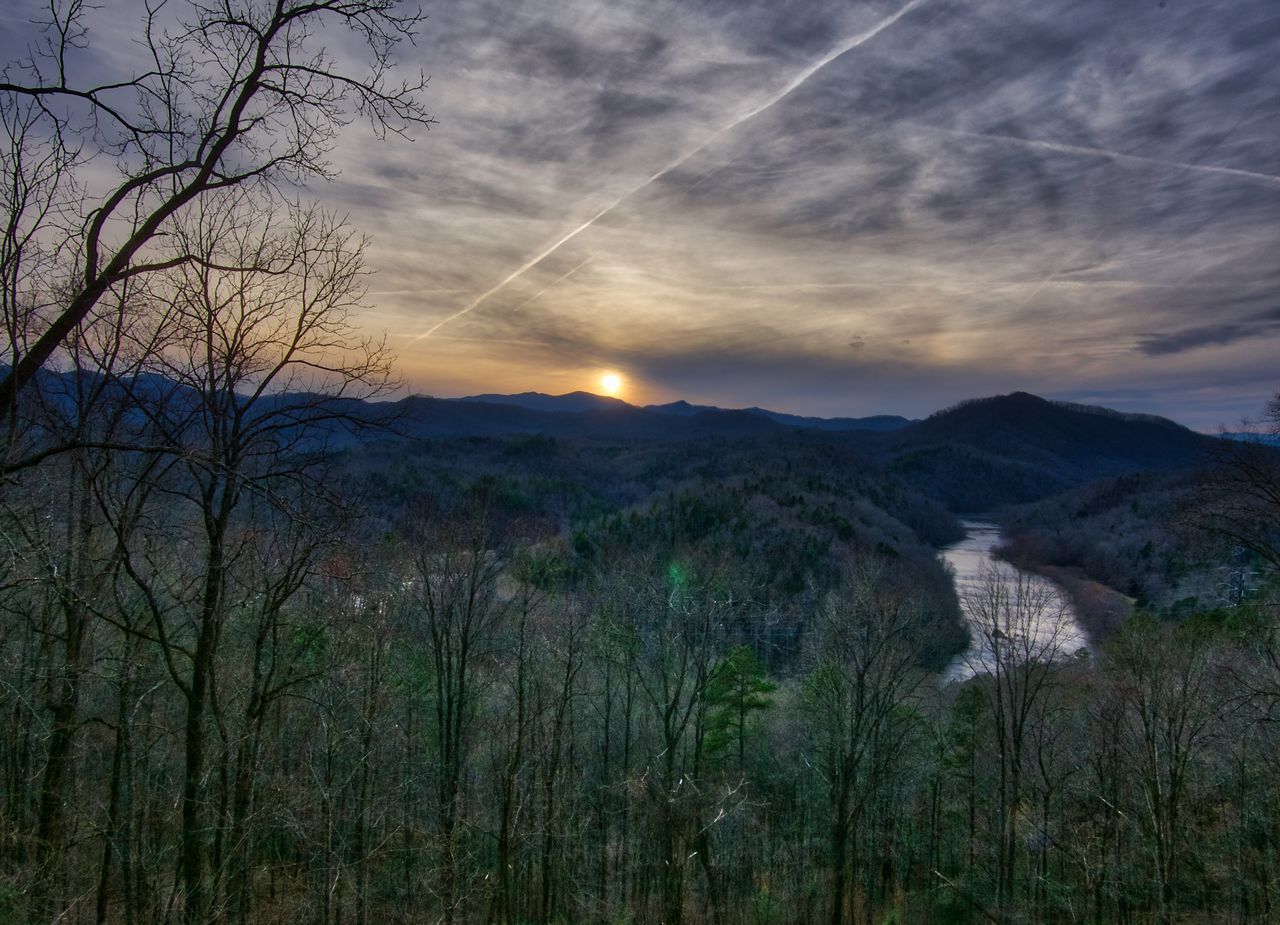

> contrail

[
  {"left": 908, "top": 123, "right": 1280, "bottom": 312},
  {"left": 411, "top": 0, "right": 930, "bottom": 342},
  {"left": 510, "top": 256, "right": 593, "bottom": 314},
  {"left": 915, "top": 123, "right": 1280, "bottom": 186},
  {"left": 701, "top": 279, "right": 1211, "bottom": 293}
]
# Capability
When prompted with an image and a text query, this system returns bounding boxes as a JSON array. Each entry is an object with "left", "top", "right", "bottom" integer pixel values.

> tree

[
  {"left": 405, "top": 505, "right": 507, "bottom": 925},
  {"left": 102, "top": 194, "right": 393, "bottom": 924},
  {"left": 1194, "top": 390, "right": 1280, "bottom": 573},
  {"left": 961, "top": 561, "right": 1073, "bottom": 916},
  {"left": 1108, "top": 614, "right": 1223, "bottom": 925},
  {"left": 0, "top": 89, "right": 77, "bottom": 443},
  {"left": 617, "top": 556, "right": 736, "bottom": 925},
  {"left": 0, "top": 0, "right": 431, "bottom": 412},
  {"left": 801, "top": 560, "right": 926, "bottom": 925},
  {"left": 704, "top": 643, "right": 775, "bottom": 772}
]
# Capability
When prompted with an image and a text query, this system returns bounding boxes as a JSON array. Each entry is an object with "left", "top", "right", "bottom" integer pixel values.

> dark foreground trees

[
  {"left": 801, "top": 562, "right": 926, "bottom": 925},
  {"left": 0, "top": 187, "right": 394, "bottom": 922},
  {"left": 1, "top": 6, "right": 428, "bottom": 907},
  {"left": 8, "top": 459, "right": 1280, "bottom": 925}
]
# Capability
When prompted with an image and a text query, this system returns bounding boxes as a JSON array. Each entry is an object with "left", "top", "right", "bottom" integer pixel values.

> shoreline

[{"left": 991, "top": 540, "right": 1135, "bottom": 642}]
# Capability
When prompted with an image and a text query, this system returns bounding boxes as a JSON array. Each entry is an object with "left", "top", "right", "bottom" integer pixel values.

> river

[{"left": 941, "top": 521, "right": 1090, "bottom": 682}]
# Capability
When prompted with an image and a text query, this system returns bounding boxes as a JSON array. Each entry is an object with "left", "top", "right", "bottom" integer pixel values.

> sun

[{"left": 599, "top": 371, "right": 623, "bottom": 397}]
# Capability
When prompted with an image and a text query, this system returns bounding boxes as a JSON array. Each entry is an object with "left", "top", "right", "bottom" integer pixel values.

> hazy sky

[{"left": 6, "top": 0, "right": 1280, "bottom": 427}]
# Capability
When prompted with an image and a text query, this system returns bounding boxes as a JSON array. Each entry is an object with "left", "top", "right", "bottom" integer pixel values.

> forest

[
  {"left": 3, "top": 2, "right": 1280, "bottom": 924},
  {"left": 3, "top": 362, "right": 1280, "bottom": 925}
]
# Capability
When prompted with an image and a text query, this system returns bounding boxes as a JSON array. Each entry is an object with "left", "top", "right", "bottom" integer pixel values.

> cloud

[{"left": 1137, "top": 308, "right": 1280, "bottom": 356}]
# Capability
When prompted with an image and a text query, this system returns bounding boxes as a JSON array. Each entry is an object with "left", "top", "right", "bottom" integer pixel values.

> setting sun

[{"left": 599, "top": 371, "right": 623, "bottom": 396}]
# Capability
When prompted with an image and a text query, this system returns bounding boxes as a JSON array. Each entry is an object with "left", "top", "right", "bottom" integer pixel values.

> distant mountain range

[
  {"left": 13, "top": 370, "right": 1238, "bottom": 511},
  {"left": 456, "top": 391, "right": 914, "bottom": 432},
  {"left": 377, "top": 389, "right": 1226, "bottom": 509}
]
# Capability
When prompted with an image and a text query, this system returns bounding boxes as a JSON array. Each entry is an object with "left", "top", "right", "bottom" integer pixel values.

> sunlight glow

[{"left": 600, "top": 372, "right": 623, "bottom": 396}]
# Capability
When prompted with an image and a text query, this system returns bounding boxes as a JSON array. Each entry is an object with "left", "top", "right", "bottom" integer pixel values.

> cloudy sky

[{"left": 8, "top": 0, "right": 1280, "bottom": 427}]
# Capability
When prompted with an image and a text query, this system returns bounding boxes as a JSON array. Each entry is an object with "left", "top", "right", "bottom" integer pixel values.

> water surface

[{"left": 941, "top": 521, "right": 1089, "bottom": 682}]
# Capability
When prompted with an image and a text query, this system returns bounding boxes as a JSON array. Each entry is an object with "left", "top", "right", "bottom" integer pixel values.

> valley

[{"left": 2, "top": 368, "right": 1278, "bottom": 925}]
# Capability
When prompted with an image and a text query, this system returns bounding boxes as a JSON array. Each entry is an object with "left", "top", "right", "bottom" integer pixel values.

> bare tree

[
  {"left": 615, "top": 556, "right": 734, "bottom": 925},
  {"left": 962, "top": 561, "right": 1073, "bottom": 916},
  {"left": 1195, "top": 394, "right": 1280, "bottom": 574},
  {"left": 1108, "top": 615, "right": 1224, "bottom": 925},
  {"left": 405, "top": 506, "right": 507, "bottom": 925},
  {"left": 801, "top": 559, "right": 927, "bottom": 925},
  {"left": 0, "top": 91, "right": 78, "bottom": 435},
  {"left": 100, "top": 193, "right": 393, "bottom": 923},
  {"left": 0, "top": 0, "right": 430, "bottom": 410},
  {"left": 0, "top": 287, "right": 185, "bottom": 920}
]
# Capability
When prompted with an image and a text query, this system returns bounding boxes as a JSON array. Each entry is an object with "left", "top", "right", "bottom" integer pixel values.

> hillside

[
  {"left": 867, "top": 392, "right": 1220, "bottom": 511},
  {"left": 16, "top": 371, "right": 1224, "bottom": 516},
  {"left": 339, "top": 430, "right": 967, "bottom": 669},
  {"left": 645, "top": 398, "right": 913, "bottom": 431},
  {"left": 995, "top": 470, "right": 1247, "bottom": 630}
]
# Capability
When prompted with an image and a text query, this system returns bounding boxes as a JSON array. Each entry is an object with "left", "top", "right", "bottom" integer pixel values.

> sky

[{"left": 5, "top": 0, "right": 1280, "bottom": 428}]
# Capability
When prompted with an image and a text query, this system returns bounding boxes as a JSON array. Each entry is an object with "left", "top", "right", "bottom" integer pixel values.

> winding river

[{"left": 941, "top": 521, "right": 1090, "bottom": 682}]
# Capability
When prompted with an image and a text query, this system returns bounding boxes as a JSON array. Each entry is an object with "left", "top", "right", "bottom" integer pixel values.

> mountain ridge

[
  {"left": 455, "top": 390, "right": 914, "bottom": 432},
  {"left": 14, "top": 370, "right": 1236, "bottom": 512},
  {"left": 873, "top": 391, "right": 1221, "bottom": 510}
]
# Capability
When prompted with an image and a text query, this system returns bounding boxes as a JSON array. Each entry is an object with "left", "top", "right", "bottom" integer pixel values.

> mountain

[
  {"left": 385, "top": 396, "right": 786, "bottom": 441},
  {"left": 643, "top": 399, "right": 719, "bottom": 416},
  {"left": 457, "top": 390, "right": 631, "bottom": 413},
  {"left": 455, "top": 392, "right": 913, "bottom": 432},
  {"left": 8, "top": 371, "right": 911, "bottom": 442},
  {"left": 871, "top": 392, "right": 1221, "bottom": 511},
  {"left": 1222, "top": 431, "right": 1280, "bottom": 446},
  {"left": 740, "top": 407, "right": 913, "bottom": 432},
  {"left": 11, "top": 372, "right": 1226, "bottom": 511},
  {"left": 380, "top": 392, "right": 1221, "bottom": 512}
]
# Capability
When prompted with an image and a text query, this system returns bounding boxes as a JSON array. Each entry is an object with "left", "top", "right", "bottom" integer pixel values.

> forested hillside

[
  {"left": 997, "top": 472, "right": 1232, "bottom": 628},
  {"left": 1, "top": 309, "right": 1273, "bottom": 925},
  {"left": 3, "top": 366, "right": 1280, "bottom": 924},
  {"left": 868, "top": 393, "right": 1219, "bottom": 511},
  {"left": 342, "top": 432, "right": 967, "bottom": 666}
]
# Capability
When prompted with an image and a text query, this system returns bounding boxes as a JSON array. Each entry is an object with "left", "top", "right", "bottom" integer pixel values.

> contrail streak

[
  {"left": 411, "top": 0, "right": 930, "bottom": 342},
  {"left": 702, "top": 279, "right": 1212, "bottom": 293},
  {"left": 909, "top": 123, "right": 1280, "bottom": 312},
  {"left": 916, "top": 124, "right": 1280, "bottom": 186},
  {"left": 510, "top": 257, "right": 593, "bottom": 314}
]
